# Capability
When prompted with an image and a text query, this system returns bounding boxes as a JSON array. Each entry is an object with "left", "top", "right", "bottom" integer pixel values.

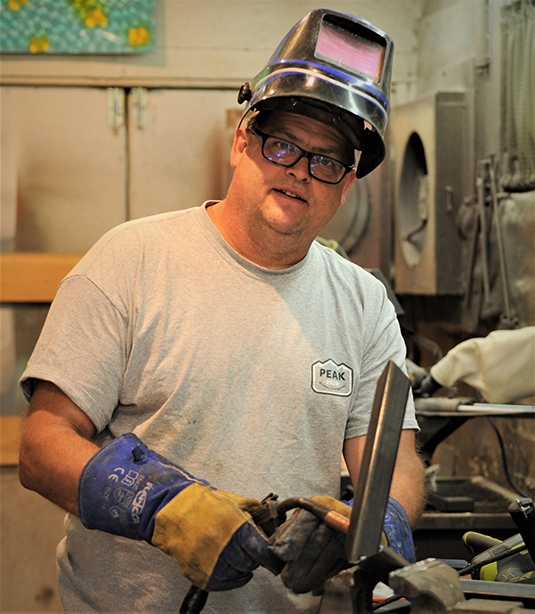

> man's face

[{"left": 228, "top": 111, "right": 357, "bottom": 260}]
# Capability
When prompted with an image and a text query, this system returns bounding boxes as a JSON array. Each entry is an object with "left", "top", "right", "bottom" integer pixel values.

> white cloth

[
  {"left": 21, "top": 203, "right": 417, "bottom": 613},
  {"left": 430, "top": 327, "right": 535, "bottom": 403}
]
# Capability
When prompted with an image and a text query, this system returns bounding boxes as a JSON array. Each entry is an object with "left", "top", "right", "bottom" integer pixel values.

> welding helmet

[{"left": 237, "top": 9, "right": 394, "bottom": 178}]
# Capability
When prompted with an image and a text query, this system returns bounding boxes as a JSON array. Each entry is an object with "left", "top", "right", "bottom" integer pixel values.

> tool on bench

[
  {"left": 460, "top": 534, "right": 529, "bottom": 580},
  {"left": 509, "top": 498, "right": 535, "bottom": 563},
  {"left": 456, "top": 498, "right": 535, "bottom": 583}
]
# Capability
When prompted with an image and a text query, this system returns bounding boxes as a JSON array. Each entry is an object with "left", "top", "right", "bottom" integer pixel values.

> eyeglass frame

[{"left": 247, "top": 124, "right": 355, "bottom": 185}]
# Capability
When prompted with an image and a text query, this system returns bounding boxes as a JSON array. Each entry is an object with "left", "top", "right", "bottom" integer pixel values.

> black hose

[
  {"left": 487, "top": 417, "right": 529, "bottom": 498},
  {"left": 179, "top": 586, "right": 208, "bottom": 614}
]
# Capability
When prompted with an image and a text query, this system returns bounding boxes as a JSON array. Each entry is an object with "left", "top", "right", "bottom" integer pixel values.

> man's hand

[
  {"left": 268, "top": 494, "right": 417, "bottom": 595},
  {"left": 78, "top": 434, "right": 282, "bottom": 591},
  {"left": 268, "top": 496, "right": 351, "bottom": 594}
]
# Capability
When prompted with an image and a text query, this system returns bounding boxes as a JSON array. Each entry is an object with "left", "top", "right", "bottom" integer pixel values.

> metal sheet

[{"left": 345, "top": 361, "right": 410, "bottom": 562}]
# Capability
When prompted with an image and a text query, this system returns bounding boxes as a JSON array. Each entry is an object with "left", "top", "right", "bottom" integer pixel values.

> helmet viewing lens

[{"left": 249, "top": 125, "right": 354, "bottom": 184}]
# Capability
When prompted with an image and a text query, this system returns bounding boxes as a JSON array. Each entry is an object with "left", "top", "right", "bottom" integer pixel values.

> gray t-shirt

[{"left": 21, "top": 202, "right": 417, "bottom": 613}]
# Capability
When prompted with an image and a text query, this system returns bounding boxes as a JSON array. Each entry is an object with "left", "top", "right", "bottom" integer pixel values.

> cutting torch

[{"left": 180, "top": 493, "right": 351, "bottom": 614}]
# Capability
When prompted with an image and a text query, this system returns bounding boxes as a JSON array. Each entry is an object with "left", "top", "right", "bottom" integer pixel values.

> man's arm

[
  {"left": 343, "top": 429, "right": 425, "bottom": 527},
  {"left": 19, "top": 379, "right": 98, "bottom": 516},
  {"left": 267, "top": 430, "right": 425, "bottom": 592},
  {"left": 20, "top": 379, "right": 282, "bottom": 591}
]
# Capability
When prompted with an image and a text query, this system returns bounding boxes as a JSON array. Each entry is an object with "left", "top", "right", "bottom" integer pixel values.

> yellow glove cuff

[{"left": 152, "top": 483, "right": 259, "bottom": 588}]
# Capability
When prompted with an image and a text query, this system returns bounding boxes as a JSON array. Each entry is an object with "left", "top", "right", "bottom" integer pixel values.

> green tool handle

[{"left": 509, "top": 498, "right": 535, "bottom": 563}]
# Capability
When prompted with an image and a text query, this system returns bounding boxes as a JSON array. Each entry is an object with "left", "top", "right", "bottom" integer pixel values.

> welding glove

[
  {"left": 268, "top": 496, "right": 352, "bottom": 594},
  {"left": 78, "top": 434, "right": 282, "bottom": 591},
  {"left": 269, "top": 496, "right": 415, "bottom": 594},
  {"left": 382, "top": 497, "right": 416, "bottom": 564}
]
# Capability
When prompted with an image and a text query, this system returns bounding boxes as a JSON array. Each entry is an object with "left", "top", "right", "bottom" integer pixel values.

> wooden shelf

[
  {"left": 0, "top": 253, "right": 83, "bottom": 302},
  {"left": 0, "top": 415, "right": 23, "bottom": 465}
]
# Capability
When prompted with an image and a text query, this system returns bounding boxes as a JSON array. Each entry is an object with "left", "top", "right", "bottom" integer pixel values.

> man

[{"left": 18, "top": 9, "right": 424, "bottom": 614}]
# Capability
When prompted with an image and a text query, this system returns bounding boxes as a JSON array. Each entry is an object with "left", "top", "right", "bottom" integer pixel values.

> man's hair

[{"left": 244, "top": 101, "right": 358, "bottom": 165}]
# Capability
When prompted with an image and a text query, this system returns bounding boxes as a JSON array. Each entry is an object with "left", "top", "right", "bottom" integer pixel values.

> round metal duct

[
  {"left": 399, "top": 132, "right": 428, "bottom": 267},
  {"left": 321, "top": 178, "right": 370, "bottom": 255}
]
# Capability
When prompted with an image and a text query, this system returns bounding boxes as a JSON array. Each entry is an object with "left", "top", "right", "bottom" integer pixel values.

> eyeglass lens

[{"left": 258, "top": 132, "right": 350, "bottom": 184}]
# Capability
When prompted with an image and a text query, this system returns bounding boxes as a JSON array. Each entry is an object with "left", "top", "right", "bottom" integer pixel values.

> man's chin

[
  {"left": 262, "top": 207, "right": 309, "bottom": 238},
  {"left": 266, "top": 219, "right": 307, "bottom": 239}
]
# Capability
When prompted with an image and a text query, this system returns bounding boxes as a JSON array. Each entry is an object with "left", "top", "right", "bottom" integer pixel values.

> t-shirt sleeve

[
  {"left": 344, "top": 283, "right": 418, "bottom": 440},
  {"left": 20, "top": 274, "right": 129, "bottom": 433}
]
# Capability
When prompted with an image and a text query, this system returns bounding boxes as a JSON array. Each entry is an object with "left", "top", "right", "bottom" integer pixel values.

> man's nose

[{"left": 286, "top": 156, "right": 311, "bottom": 182}]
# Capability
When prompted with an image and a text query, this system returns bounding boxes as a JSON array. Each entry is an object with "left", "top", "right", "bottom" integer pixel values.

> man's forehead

[{"left": 260, "top": 111, "right": 354, "bottom": 157}]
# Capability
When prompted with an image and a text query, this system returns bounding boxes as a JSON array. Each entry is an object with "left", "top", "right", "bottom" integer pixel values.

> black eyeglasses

[{"left": 248, "top": 125, "right": 355, "bottom": 185}]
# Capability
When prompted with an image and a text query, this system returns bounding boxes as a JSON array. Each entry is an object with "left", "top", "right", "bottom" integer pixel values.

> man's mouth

[{"left": 275, "top": 188, "right": 307, "bottom": 203}]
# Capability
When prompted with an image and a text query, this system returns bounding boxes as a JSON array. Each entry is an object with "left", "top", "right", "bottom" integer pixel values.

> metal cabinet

[
  {"left": 1, "top": 85, "right": 242, "bottom": 251},
  {"left": 1, "top": 86, "right": 128, "bottom": 253},
  {"left": 0, "top": 84, "right": 242, "bottom": 612},
  {"left": 128, "top": 88, "right": 240, "bottom": 218},
  {"left": 1, "top": 84, "right": 242, "bottom": 411}
]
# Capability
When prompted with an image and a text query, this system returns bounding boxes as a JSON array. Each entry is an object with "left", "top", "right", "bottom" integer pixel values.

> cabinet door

[
  {"left": 1, "top": 86, "right": 128, "bottom": 419},
  {"left": 128, "top": 89, "right": 241, "bottom": 219},
  {"left": 1, "top": 86, "right": 127, "bottom": 253}
]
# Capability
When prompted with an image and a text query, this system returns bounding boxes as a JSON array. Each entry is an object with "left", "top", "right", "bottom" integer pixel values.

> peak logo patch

[{"left": 311, "top": 359, "right": 353, "bottom": 397}]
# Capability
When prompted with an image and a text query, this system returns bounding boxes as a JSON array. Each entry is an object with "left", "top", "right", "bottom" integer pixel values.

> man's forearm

[
  {"left": 343, "top": 429, "right": 426, "bottom": 528},
  {"left": 385, "top": 428, "right": 426, "bottom": 527},
  {"left": 389, "top": 457, "right": 426, "bottom": 528},
  {"left": 19, "top": 380, "right": 98, "bottom": 516}
]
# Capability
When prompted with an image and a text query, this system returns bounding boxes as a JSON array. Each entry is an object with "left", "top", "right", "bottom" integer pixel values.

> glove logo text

[
  {"left": 311, "top": 359, "right": 353, "bottom": 397},
  {"left": 131, "top": 482, "right": 153, "bottom": 523},
  {"left": 114, "top": 487, "right": 133, "bottom": 506}
]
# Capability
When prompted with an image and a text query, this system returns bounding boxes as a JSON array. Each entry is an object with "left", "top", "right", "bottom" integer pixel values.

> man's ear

[
  {"left": 230, "top": 125, "right": 249, "bottom": 169},
  {"left": 339, "top": 170, "right": 357, "bottom": 207}
]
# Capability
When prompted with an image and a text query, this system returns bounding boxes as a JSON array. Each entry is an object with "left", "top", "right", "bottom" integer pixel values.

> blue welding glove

[
  {"left": 78, "top": 434, "right": 282, "bottom": 591},
  {"left": 382, "top": 497, "right": 416, "bottom": 564},
  {"left": 269, "top": 496, "right": 415, "bottom": 595}
]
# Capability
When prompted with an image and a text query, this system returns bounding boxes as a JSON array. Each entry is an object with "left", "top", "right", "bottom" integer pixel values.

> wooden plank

[
  {"left": 0, "top": 253, "right": 84, "bottom": 302},
  {"left": 0, "top": 415, "right": 23, "bottom": 465}
]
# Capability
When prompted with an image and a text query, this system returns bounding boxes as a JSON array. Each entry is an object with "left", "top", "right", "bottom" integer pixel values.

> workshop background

[{"left": 0, "top": 0, "right": 534, "bottom": 611}]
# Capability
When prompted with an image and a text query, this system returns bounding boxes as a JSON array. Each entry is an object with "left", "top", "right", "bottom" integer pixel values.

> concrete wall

[{"left": 0, "top": 0, "right": 421, "bottom": 93}]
